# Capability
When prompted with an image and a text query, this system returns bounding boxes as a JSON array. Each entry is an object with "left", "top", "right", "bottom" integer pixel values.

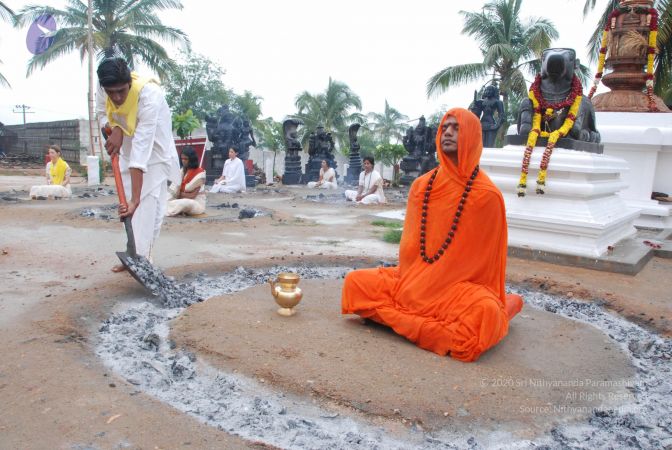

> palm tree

[
  {"left": 292, "top": 77, "right": 364, "bottom": 149},
  {"left": 14, "top": 0, "right": 190, "bottom": 79},
  {"left": 584, "top": 0, "right": 672, "bottom": 103},
  {"left": 367, "top": 100, "right": 409, "bottom": 145},
  {"left": 426, "top": 0, "right": 560, "bottom": 118},
  {"left": 0, "top": 1, "right": 15, "bottom": 87}
]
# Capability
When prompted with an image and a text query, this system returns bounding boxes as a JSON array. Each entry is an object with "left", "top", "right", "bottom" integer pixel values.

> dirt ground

[{"left": 0, "top": 174, "right": 670, "bottom": 449}]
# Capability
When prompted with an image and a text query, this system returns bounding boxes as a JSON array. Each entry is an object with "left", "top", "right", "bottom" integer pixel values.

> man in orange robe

[{"left": 341, "top": 108, "right": 523, "bottom": 362}]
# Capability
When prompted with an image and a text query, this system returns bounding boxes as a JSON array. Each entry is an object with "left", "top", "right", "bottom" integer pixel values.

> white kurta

[
  {"left": 307, "top": 167, "right": 337, "bottom": 189},
  {"left": 210, "top": 157, "right": 246, "bottom": 193},
  {"left": 345, "top": 170, "right": 385, "bottom": 204},
  {"left": 30, "top": 161, "right": 72, "bottom": 199},
  {"left": 166, "top": 171, "right": 206, "bottom": 216},
  {"left": 96, "top": 82, "right": 181, "bottom": 259}
]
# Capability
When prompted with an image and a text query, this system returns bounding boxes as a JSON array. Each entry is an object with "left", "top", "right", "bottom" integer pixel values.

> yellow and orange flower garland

[
  {"left": 588, "top": 5, "right": 659, "bottom": 112},
  {"left": 517, "top": 75, "right": 583, "bottom": 197}
]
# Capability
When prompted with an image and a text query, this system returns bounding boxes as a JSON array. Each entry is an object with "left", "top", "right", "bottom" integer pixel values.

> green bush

[{"left": 382, "top": 229, "right": 403, "bottom": 244}]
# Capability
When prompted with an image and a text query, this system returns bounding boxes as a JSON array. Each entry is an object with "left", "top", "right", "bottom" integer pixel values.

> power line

[{"left": 12, "top": 104, "right": 35, "bottom": 126}]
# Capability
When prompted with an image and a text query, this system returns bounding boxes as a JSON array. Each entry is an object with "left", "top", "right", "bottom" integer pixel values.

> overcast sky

[{"left": 0, "top": 0, "right": 608, "bottom": 126}]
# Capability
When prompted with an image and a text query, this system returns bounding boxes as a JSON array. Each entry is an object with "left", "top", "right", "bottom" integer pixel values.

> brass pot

[{"left": 269, "top": 272, "right": 303, "bottom": 316}]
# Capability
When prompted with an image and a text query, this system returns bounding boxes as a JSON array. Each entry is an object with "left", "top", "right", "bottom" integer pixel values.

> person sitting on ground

[
  {"left": 210, "top": 147, "right": 246, "bottom": 194},
  {"left": 307, "top": 159, "right": 337, "bottom": 189},
  {"left": 344, "top": 156, "right": 385, "bottom": 204},
  {"left": 166, "top": 147, "right": 206, "bottom": 216},
  {"left": 341, "top": 108, "right": 523, "bottom": 362},
  {"left": 30, "top": 145, "right": 72, "bottom": 199}
]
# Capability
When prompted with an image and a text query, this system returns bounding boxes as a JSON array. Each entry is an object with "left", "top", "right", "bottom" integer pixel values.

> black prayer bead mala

[{"left": 420, "top": 165, "right": 480, "bottom": 264}]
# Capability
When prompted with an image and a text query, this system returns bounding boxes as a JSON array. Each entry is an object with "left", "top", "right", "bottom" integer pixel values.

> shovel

[{"left": 110, "top": 152, "right": 155, "bottom": 291}]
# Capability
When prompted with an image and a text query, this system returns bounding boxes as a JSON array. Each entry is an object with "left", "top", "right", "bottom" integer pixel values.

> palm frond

[
  {"left": 0, "top": 1, "right": 15, "bottom": 23},
  {"left": 426, "top": 62, "right": 489, "bottom": 97}
]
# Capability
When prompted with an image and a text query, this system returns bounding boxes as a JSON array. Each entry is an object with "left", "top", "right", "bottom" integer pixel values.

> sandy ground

[{"left": 0, "top": 174, "right": 670, "bottom": 449}]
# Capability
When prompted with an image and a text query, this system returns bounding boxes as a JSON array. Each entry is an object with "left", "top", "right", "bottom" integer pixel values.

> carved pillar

[{"left": 593, "top": 0, "right": 670, "bottom": 112}]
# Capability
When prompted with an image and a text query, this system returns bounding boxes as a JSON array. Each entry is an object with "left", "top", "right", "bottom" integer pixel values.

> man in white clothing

[
  {"left": 96, "top": 58, "right": 180, "bottom": 271},
  {"left": 210, "top": 147, "right": 247, "bottom": 193},
  {"left": 307, "top": 159, "right": 337, "bottom": 189},
  {"left": 344, "top": 156, "right": 386, "bottom": 204}
]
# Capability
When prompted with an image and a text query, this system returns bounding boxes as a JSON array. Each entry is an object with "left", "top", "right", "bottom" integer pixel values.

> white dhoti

[
  {"left": 344, "top": 189, "right": 382, "bottom": 204},
  {"left": 166, "top": 197, "right": 206, "bottom": 216},
  {"left": 307, "top": 181, "right": 337, "bottom": 189},
  {"left": 120, "top": 157, "right": 175, "bottom": 259},
  {"left": 210, "top": 182, "right": 244, "bottom": 194},
  {"left": 30, "top": 184, "right": 71, "bottom": 199}
]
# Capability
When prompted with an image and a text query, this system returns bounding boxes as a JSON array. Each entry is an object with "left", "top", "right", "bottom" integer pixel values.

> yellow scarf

[
  {"left": 49, "top": 158, "right": 69, "bottom": 185},
  {"left": 105, "top": 72, "right": 158, "bottom": 136}
]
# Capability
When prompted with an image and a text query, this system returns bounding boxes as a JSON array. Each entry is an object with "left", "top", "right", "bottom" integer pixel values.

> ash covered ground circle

[{"left": 97, "top": 264, "right": 672, "bottom": 450}]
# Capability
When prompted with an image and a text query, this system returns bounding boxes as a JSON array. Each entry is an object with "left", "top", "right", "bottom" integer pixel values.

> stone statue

[
  {"left": 399, "top": 116, "right": 437, "bottom": 185},
  {"left": 469, "top": 84, "right": 505, "bottom": 147},
  {"left": 282, "top": 118, "right": 303, "bottom": 185},
  {"left": 304, "top": 125, "right": 337, "bottom": 183},
  {"left": 204, "top": 105, "right": 257, "bottom": 185},
  {"left": 518, "top": 48, "right": 601, "bottom": 144},
  {"left": 346, "top": 123, "right": 362, "bottom": 185}
]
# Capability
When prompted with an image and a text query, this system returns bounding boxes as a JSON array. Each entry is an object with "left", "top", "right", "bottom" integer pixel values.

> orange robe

[{"left": 341, "top": 108, "right": 522, "bottom": 362}]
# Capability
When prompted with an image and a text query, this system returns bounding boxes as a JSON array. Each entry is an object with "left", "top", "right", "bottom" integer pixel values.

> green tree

[
  {"left": 374, "top": 143, "right": 407, "bottom": 186},
  {"left": 0, "top": 1, "right": 15, "bottom": 87},
  {"left": 367, "top": 100, "right": 409, "bottom": 145},
  {"left": 292, "top": 77, "right": 364, "bottom": 150},
  {"left": 15, "top": 0, "right": 190, "bottom": 79},
  {"left": 232, "top": 90, "right": 263, "bottom": 126},
  {"left": 426, "top": 0, "right": 560, "bottom": 118},
  {"left": 255, "top": 117, "right": 285, "bottom": 152},
  {"left": 584, "top": 0, "right": 672, "bottom": 104},
  {"left": 164, "top": 50, "right": 233, "bottom": 121},
  {"left": 172, "top": 109, "right": 200, "bottom": 139}
]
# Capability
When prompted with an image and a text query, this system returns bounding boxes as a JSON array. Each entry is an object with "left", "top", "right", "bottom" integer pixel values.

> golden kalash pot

[{"left": 268, "top": 272, "right": 303, "bottom": 316}]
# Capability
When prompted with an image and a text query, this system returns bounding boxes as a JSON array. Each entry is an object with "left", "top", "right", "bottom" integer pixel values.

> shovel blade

[{"left": 116, "top": 251, "right": 153, "bottom": 293}]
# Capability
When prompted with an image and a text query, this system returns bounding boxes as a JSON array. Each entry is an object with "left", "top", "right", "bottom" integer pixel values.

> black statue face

[
  {"left": 542, "top": 48, "right": 576, "bottom": 82},
  {"left": 484, "top": 85, "right": 498, "bottom": 98}
]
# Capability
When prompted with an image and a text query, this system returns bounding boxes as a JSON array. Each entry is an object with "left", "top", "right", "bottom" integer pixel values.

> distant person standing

[
  {"left": 95, "top": 57, "right": 180, "bottom": 271},
  {"left": 344, "top": 156, "right": 385, "bottom": 204},
  {"left": 30, "top": 145, "right": 72, "bottom": 199}
]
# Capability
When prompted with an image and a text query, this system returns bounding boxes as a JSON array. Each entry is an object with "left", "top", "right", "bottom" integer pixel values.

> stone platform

[
  {"left": 481, "top": 145, "right": 638, "bottom": 258},
  {"left": 171, "top": 279, "right": 635, "bottom": 440},
  {"left": 597, "top": 112, "right": 672, "bottom": 229}
]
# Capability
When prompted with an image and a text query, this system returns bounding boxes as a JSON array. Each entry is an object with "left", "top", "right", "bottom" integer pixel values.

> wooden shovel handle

[{"left": 111, "top": 154, "right": 128, "bottom": 209}]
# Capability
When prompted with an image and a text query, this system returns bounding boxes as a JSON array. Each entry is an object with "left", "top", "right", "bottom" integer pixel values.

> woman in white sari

[
  {"left": 210, "top": 147, "right": 246, "bottom": 193},
  {"left": 166, "top": 147, "right": 206, "bottom": 216},
  {"left": 307, "top": 159, "right": 337, "bottom": 189},
  {"left": 30, "top": 145, "right": 72, "bottom": 199}
]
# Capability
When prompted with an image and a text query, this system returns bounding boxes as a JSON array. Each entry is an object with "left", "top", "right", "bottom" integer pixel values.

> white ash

[{"left": 96, "top": 268, "right": 671, "bottom": 449}]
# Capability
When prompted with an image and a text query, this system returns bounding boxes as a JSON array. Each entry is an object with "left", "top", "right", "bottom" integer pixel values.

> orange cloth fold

[{"left": 341, "top": 108, "right": 522, "bottom": 362}]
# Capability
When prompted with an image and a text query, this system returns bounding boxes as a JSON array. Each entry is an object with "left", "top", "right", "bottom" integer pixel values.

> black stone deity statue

[
  {"left": 303, "top": 125, "right": 337, "bottom": 183},
  {"left": 399, "top": 116, "right": 437, "bottom": 185},
  {"left": 204, "top": 105, "right": 257, "bottom": 186},
  {"left": 469, "top": 84, "right": 505, "bottom": 148},
  {"left": 282, "top": 118, "right": 303, "bottom": 185},
  {"left": 345, "top": 123, "right": 362, "bottom": 185}
]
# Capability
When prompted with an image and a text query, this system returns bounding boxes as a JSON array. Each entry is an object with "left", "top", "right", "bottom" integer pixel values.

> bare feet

[
  {"left": 505, "top": 294, "right": 523, "bottom": 320},
  {"left": 111, "top": 264, "right": 127, "bottom": 273}
]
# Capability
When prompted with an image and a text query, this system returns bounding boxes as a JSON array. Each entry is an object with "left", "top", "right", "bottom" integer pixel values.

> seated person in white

[
  {"left": 345, "top": 156, "right": 386, "bottom": 204},
  {"left": 166, "top": 147, "right": 206, "bottom": 216},
  {"left": 30, "top": 145, "right": 72, "bottom": 199},
  {"left": 307, "top": 159, "right": 337, "bottom": 189},
  {"left": 210, "top": 147, "right": 246, "bottom": 194}
]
